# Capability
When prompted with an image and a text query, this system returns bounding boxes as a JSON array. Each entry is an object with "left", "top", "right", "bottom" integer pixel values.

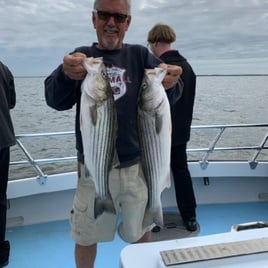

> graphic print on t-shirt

[{"left": 106, "top": 65, "right": 127, "bottom": 101}]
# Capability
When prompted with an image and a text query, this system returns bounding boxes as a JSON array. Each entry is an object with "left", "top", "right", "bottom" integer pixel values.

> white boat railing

[
  {"left": 10, "top": 123, "right": 268, "bottom": 183},
  {"left": 189, "top": 123, "right": 268, "bottom": 169}
]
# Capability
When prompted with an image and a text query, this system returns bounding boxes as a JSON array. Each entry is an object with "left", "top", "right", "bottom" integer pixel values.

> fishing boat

[{"left": 6, "top": 123, "right": 268, "bottom": 267}]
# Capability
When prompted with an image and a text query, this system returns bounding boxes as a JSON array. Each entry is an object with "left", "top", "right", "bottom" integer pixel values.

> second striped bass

[{"left": 138, "top": 67, "right": 172, "bottom": 227}]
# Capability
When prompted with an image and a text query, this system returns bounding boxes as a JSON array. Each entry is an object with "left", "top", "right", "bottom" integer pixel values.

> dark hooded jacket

[
  {"left": 0, "top": 61, "right": 16, "bottom": 150},
  {"left": 160, "top": 51, "right": 196, "bottom": 145}
]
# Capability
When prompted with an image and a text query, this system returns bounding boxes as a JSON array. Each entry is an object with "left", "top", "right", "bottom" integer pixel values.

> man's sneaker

[
  {"left": 151, "top": 225, "right": 161, "bottom": 233},
  {"left": 183, "top": 217, "right": 198, "bottom": 232}
]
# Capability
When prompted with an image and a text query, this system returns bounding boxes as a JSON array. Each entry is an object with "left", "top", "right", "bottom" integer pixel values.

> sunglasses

[{"left": 94, "top": 9, "right": 128, "bottom": 23}]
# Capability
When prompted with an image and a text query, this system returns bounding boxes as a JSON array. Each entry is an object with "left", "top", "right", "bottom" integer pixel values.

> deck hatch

[{"left": 160, "top": 237, "right": 268, "bottom": 266}]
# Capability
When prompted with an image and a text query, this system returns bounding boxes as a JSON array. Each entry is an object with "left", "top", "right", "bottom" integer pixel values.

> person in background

[
  {"left": 45, "top": 0, "right": 182, "bottom": 267},
  {"left": 147, "top": 23, "right": 198, "bottom": 232},
  {"left": 0, "top": 61, "right": 16, "bottom": 267}
]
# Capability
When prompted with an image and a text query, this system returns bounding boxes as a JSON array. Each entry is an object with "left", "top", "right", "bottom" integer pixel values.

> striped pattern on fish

[
  {"left": 80, "top": 57, "right": 117, "bottom": 218},
  {"left": 138, "top": 67, "right": 171, "bottom": 226}
]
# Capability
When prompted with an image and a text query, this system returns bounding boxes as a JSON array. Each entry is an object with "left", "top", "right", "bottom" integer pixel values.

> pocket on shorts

[{"left": 70, "top": 196, "right": 88, "bottom": 233}]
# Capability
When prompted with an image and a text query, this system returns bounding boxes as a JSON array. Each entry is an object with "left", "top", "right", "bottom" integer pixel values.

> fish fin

[
  {"left": 160, "top": 170, "right": 171, "bottom": 191},
  {"left": 164, "top": 172, "right": 171, "bottom": 189},
  {"left": 154, "top": 210, "right": 164, "bottom": 227},
  {"left": 94, "top": 196, "right": 116, "bottom": 218},
  {"left": 84, "top": 163, "right": 91, "bottom": 178},
  {"left": 112, "top": 150, "right": 120, "bottom": 168},
  {"left": 155, "top": 113, "right": 163, "bottom": 134},
  {"left": 90, "top": 105, "right": 98, "bottom": 126}
]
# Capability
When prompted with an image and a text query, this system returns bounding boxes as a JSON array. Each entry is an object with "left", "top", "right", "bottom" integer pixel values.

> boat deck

[
  {"left": 6, "top": 123, "right": 268, "bottom": 267},
  {"left": 6, "top": 201, "right": 268, "bottom": 268}
]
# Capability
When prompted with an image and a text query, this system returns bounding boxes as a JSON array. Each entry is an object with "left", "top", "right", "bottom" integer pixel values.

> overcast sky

[{"left": 1, "top": 0, "right": 267, "bottom": 76}]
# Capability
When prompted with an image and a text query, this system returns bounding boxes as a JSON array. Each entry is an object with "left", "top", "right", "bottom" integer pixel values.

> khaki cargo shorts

[{"left": 70, "top": 161, "right": 155, "bottom": 246}]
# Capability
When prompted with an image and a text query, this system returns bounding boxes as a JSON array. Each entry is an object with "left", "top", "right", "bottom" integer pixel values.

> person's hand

[
  {"left": 62, "top": 52, "right": 87, "bottom": 80},
  {"left": 159, "top": 63, "right": 183, "bottom": 90}
]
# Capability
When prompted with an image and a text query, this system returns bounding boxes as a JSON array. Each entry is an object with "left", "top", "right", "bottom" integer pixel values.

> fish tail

[
  {"left": 154, "top": 209, "right": 164, "bottom": 227},
  {"left": 143, "top": 207, "right": 164, "bottom": 229},
  {"left": 94, "top": 196, "right": 116, "bottom": 218}
]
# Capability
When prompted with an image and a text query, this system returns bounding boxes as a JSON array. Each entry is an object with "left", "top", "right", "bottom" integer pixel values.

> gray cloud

[{"left": 1, "top": 0, "right": 267, "bottom": 75}]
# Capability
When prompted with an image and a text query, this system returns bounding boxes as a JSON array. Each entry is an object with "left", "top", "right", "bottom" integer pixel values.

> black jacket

[
  {"left": 160, "top": 51, "right": 196, "bottom": 145},
  {"left": 0, "top": 61, "right": 16, "bottom": 150}
]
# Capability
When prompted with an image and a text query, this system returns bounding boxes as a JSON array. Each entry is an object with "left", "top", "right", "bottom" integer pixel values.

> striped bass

[
  {"left": 80, "top": 57, "right": 117, "bottom": 218},
  {"left": 138, "top": 67, "right": 172, "bottom": 227}
]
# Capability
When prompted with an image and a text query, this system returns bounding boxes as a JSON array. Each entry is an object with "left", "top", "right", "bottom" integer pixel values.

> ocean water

[{"left": 9, "top": 75, "right": 268, "bottom": 179}]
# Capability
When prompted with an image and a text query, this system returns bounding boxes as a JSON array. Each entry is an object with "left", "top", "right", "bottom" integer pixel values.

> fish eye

[
  {"left": 101, "top": 70, "right": 108, "bottom": 79},
  {"left": 142, "top": 82, "right": 147, "bottom": 90}
]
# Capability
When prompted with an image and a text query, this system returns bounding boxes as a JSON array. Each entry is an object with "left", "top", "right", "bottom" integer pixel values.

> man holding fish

[{"left": 45, "top": 0, "right": 182, "bottom": 267}]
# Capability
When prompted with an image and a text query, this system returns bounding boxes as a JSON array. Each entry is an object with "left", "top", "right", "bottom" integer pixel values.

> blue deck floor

[{"left": 6, "top": 201, "right": 268, "bottom": 268}]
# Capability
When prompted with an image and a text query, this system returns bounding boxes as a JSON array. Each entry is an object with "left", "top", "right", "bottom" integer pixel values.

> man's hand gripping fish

[
  {"left": 138, "top": 67, "right": 172, "bottom": 227},
  {"left": 80, "top": 57, "right": 117, "bottom": 218}
]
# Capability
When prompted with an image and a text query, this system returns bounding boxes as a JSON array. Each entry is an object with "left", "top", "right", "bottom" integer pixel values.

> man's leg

[
  {"left": 71, "top": 160, "right": 117, "bottom": 268},
  {"left": 74, "top": 231, "right": 151, "bottom": 268},
  {"left": 171, "top": 144, "right": 197, "bottom": 231},
  {"left": 135, "top": 231, "right": 151, "bottom": 243},
  {"left": 75, "top": 243, "right": 97, "bottom": 268}
]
